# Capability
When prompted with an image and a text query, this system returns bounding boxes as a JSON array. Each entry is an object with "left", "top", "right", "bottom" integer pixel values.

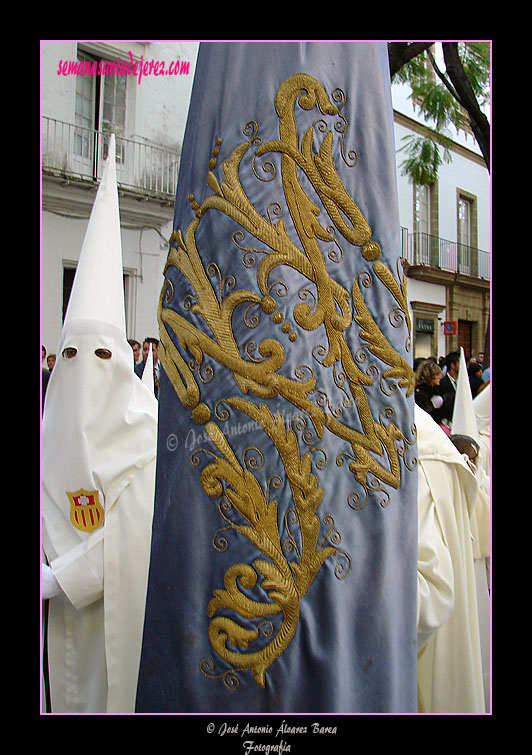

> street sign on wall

[{"left": 443, "top": 321, "right": 458, "bottom": 335}]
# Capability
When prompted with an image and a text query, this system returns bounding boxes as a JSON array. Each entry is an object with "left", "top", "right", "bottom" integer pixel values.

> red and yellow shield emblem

[{"left": 67, "top": 489, "right": 104, "bottom": 532}]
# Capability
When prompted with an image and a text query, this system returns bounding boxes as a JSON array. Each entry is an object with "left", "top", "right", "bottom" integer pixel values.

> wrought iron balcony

[
  {"left": 42, "top": 116, "right": 179, "bottom": 198},
  {"left": 401, "top": 228, "right": 490, "bottom": 281}
]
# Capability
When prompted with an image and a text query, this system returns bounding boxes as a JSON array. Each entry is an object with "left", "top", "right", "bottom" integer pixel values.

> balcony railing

[
  {"left": 401, "top": 229, "right": 490, "bottom": 281},
  {"left": 42, "top": 116, "right": 179, "bottom": 198}
]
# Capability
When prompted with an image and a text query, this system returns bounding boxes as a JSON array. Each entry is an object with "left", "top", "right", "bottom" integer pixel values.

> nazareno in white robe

[
  {"left": 472, "top": 383, "right": 491, "bottom": 710},
  {"left": 42, "top": 322, "right": 157, "bottom": 713},
  {"left": 414, "top": 405, "right": 485, "bottom": 713}
]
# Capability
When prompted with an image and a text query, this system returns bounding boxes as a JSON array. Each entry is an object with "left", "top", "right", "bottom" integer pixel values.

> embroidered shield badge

[{"left": 67, "top": 489, "right": 104, "bottom": 532}]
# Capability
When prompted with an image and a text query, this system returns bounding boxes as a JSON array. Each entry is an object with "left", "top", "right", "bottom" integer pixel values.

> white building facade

[
  {"left": 41, "top": 42, "right": 490, "bottom": 364},
  {"left": 41, "top": 40, "right": 199, "bottom": 354},
  {"left": 392, "top": 75, "right": 490, "bottom": 362}
]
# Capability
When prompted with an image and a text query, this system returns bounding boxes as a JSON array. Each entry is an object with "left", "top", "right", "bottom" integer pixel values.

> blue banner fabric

[{"left": 136, "top": 41, "right": 418, "bottom": 713}]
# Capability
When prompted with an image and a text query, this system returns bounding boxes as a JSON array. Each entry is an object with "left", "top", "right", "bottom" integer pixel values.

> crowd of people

[
  {"left": 128, "top": 337, "right": 160, "bottom": 399},
  {"left": 414, "top": 350, "right": 490, "bottom": 436}
]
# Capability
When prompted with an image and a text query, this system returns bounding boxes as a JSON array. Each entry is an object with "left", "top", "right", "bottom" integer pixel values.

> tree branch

[
  {"left": 442, "top": 42, "right": 490, "bottom": 171},
  {"left": 427, "top": 49, "right": 460, "bottom": 103},
  {"left": 388, "top": 42, "right": 434, "bottom": 78}
]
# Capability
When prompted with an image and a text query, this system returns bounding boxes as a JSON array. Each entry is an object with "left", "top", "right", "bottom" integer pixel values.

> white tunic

[{"left": 415, "top": 405, "right": 485, "bottom": 713}]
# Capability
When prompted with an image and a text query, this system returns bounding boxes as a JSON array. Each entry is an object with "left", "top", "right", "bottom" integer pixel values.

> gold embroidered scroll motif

[{"left": 158, "top": 73, "right": 415, "bottom": 689}]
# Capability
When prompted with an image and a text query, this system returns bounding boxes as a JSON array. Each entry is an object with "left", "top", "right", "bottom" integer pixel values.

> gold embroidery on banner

[
  {"left": 158, "top": 73, "right": 415, "bottom": 687},
  {"left": 196, "top": 400, "right": 338, "bottom": 689},
  {"left": 160, "top": 73, "right": 413, "bottom": 494}
]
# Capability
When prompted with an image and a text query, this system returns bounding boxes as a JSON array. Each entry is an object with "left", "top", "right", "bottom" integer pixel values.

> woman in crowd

[{"left": 415, "top": 360, "right": 445, "bottom": 423}]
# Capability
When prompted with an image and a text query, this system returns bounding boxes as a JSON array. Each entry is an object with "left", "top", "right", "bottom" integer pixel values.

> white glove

[
  {"left": 430, "top": 394, "right": 443, "bottom": 409},
  {"left": 42, "top": 563, "right": 62, "bottom": 599}
]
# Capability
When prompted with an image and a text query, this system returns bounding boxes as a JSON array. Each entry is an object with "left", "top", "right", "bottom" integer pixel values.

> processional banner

[{"left": 136, "top": 41, "right": 418, "bottom": 713}]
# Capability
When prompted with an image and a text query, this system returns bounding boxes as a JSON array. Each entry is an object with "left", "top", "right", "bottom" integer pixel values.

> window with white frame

[
  {"left": 457, "top": 192, "right": 478, "bottom": 276},
  {"left": 415, "top": 184, "right": 431, "bottom": 236},
  {"left": 101, "top": 68, "right": 126, "bottom": 161},
  {"left": 458, "top": 196, "right": 472, "bottom": 247},
  {"left": 74, "top": 55, "right": 95, "bottom": 160},
  {"left": 73, "top": 49, "right": 127, "bottom": 172},
  {"left": 413, "top": 183, "right": 439, "bottom": 266}
]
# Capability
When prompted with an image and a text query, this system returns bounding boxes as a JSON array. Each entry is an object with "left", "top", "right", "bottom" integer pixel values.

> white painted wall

[
  {"left": 41, "top": 41, "right": 199, "bottom": 355},
  {"left": 393, "top": 118, "right": 489, "bottom": 252},
  {"left": 41, "top": 41, "right": 199, "bottom": 151},
  {"left": 41, "top": 211, "right": 173, "bottom": 353}
]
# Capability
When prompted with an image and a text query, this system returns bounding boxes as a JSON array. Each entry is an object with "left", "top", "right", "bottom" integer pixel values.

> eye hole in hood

[
  {"left": 61, "top": 347, "right": 113, "bottom": 360},
  {"left": 95, "top": 348, "right": 112, "bottom": 360}
]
